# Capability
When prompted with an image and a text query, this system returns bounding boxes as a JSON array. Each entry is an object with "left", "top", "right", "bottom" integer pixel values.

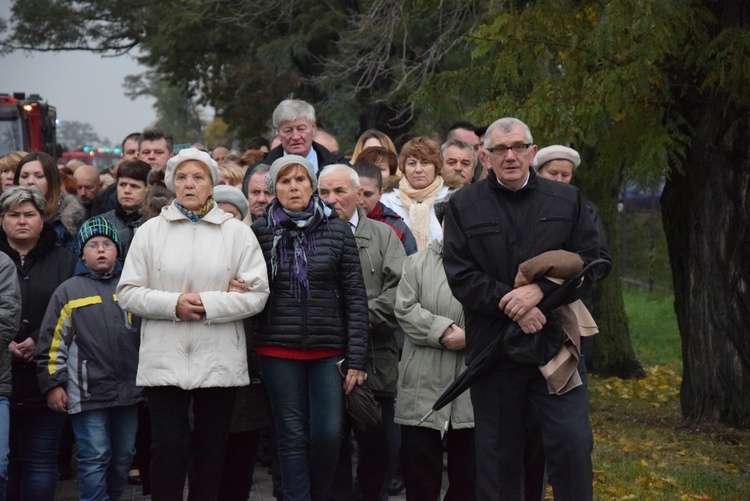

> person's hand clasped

[
  {"left": 440, "top": 324, "right": 466, "bottom": 351},
  {"left": 10, "top": 337, "right": 36, "bottom": 362},
  {"left": 516, "top": 307, "right": 547, "bottom": 334},
  {"left": 499, "top": 284, "right": 543, "bottom": 321},
  {"left": 344, "top": 369, "right": 366, "bottom": 395},
  {"left": 176, "top": 293, "right": 206, "bottom": 321},
  {"left": 47, "top": 386, "right": 67, "bottom": 412}
]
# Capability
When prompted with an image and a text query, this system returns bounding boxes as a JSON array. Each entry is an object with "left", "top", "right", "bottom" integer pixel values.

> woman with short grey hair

[
  {"left": 0, "top": 186, "right": 77, "bottom": 500},
  {"left": 0, "top": 184, "right": 47, "bottom": 215}
]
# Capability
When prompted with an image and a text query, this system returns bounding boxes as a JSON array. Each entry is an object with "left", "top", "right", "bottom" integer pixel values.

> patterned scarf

[
  {"left": 397, "top": 175, "right": 444, "bottom": 250},
  {"left": 175, "top": 197, "right": 215, "bottom": 222},
  {"left": 268, "top": 194, "right": 330, "bottom": 300}
]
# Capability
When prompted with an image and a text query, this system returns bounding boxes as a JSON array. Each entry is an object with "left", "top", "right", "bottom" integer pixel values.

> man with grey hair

[
  {"left": 318, "top": 164, "right": 405, "bottom": 501},
  {"left": 262, "top": 99, "right": 339, "bottom": 175},
  {"left": 242, "top": 163, "right": 273, "bottom": 222},
  {"left": 443, "top": 117, "right": 603, "bottom": 500},
  {"left": 440, "top": 138, "right": 475, "bottom": 187}
]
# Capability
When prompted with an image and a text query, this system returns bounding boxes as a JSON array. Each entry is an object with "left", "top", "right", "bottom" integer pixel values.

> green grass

[
  {"left": 622, "top": 287, "right": 681, "bottom": 368},
  {"left": 586, "top": 288, "right": 750, "bottom": 500},
  {"left": 618, "top": 211, "right": 672, "bottom": 291}
]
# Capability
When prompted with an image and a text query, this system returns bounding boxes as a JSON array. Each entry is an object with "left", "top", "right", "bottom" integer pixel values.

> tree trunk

[
  {"left": 576, "top": 153, "right": 645, "bottom": 378},
  {"left": 659, "top": 0, "right": 750, "bottom": 429},
  {"left": 661, "top": 88, "right": 750, "bottom": 426}
]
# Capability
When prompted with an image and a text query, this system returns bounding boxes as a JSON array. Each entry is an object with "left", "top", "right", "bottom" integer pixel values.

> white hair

[
  {"left": 272, "top": 99, "right": 316, "bottom": 128},
  {"left": 484, "top": 117, "right": 534, "bottom": 147},
  {"left": 319, "top": 164, "right": 360, "bottom": 189}
]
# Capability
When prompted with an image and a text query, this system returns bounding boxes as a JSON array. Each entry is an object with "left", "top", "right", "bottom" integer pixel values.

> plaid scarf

[{"left": 268, "top": 194, "right": 330, "bottom": 300}]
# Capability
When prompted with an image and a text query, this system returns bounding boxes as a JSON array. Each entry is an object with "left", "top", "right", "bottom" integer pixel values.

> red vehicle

[
  {"left": 60, "top": 147, "right": 123, "bottom": 173},
  {"left": 0, "top": 92, "right": 57, "bottom": 157}
]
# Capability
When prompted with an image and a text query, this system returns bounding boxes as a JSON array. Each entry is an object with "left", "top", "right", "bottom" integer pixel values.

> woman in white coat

[{"left": 117, "top": 148, "right": 269, "bottom": 500}]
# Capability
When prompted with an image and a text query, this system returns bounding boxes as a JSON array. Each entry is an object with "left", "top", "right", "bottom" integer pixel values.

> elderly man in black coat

[{"left": 443, "top": 117, "right": 602, "bottom": 501}]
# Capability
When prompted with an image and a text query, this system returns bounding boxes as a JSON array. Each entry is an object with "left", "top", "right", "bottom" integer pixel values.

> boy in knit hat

[{"left": 35, "top": 216, "right": 144, "bottom": 501}]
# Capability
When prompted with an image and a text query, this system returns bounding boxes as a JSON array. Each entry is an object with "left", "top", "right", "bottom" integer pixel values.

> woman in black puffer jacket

[{"left": 251, "top": 155, "right": 368, "bottom": 501}]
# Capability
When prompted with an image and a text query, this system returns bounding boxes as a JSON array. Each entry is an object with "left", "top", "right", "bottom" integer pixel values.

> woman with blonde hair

[
  {"left": 0, "top": 151, "right": 26, "bottom": 192},
  {"left": 350, "top": 129, "right": 397, "bottom": 163},
  {"left": 219, "top": 163, "right": 245, "bottom": 189}
]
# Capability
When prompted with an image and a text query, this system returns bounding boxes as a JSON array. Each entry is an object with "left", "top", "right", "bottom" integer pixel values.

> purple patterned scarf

[{"left": 268, "top": 194, "right": 330, "bottom": 300}]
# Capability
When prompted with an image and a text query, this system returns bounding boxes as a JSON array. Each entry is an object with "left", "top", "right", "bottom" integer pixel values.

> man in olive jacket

[{"left": 319, "top": 164, "right": 406, "bottom": 501}]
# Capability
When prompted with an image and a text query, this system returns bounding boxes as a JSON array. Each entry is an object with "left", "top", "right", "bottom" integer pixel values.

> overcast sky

[{"left": 0, "top": 0, "right": 157, "bottom": 147}]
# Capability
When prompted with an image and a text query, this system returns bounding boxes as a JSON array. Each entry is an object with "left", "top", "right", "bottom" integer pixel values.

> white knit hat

[
  {"left": 165, "top": 148, "right": 220, "bottom": 192},
  {"left": 532, "top": 145, "right": 581, "bottom": 171}
]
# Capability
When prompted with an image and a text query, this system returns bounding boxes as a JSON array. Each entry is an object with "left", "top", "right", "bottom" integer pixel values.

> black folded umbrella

[
  {"left": 336, "top": 359, "right": 382, "bottom": 431},
  {"left": 420, "top": 258, "right": 611, "bottom": 423}
]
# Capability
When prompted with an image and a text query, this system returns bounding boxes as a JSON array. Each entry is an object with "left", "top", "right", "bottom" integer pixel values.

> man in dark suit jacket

[{"left": 260, "top": 99, "right": 339, "bottom": 176}]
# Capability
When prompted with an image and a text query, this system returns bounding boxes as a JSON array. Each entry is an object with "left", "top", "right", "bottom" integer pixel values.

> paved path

[{"left": 55, "top": 461, "right": 415, "bottom": 500}]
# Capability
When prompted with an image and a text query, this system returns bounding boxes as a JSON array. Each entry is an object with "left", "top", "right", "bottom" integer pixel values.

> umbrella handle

[
  {"left": 419, "top": 409, "right": 436, "bottom": 424},
  {"left": 335, "top": 358, "right": 346, "bottom": 378}
]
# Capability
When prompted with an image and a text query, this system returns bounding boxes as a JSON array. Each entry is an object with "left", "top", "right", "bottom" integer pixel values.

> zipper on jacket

[
  {"left": 370, "top": 339, "right": 377, "bottom": 375},
  {"left": 81, "top": 360, "right": 90, "bottom": 400}
]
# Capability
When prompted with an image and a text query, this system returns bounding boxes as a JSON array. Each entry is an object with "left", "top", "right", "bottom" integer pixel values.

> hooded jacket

[
  {"left": 251, "top": 207, "right": 369, "bottom": 371},
  {"left": 35, "top": 261, "right": 144, "bottom": 414},
  {"left": 117, "top": 202, "right": 270, "bottom": 389},
  {"left": 50, "top": 192, "right": 86, "bottom": 250},
  {"left": 0, "top": 224, "right": 77, "bottom": 408},
  {"left": 0, "top": 252, "right": 21, "bottom": 398},
  {"left": 353, "top": 206, "right": 405, "bottom": 397},
  {"left": 394, "top": 239, "right": 473, "bottom": 431},
  {"left": 101, "top": 202, "right": 143, "bottom": 259}
]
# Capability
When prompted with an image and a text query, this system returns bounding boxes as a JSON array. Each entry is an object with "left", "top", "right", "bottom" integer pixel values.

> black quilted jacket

[{"left": 251, "top": 210, "right": 369, "bottom": 371}]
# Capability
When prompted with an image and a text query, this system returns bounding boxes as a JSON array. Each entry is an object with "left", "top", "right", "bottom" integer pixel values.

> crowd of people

[{"left": 0, "top": 97, "right": 609, "bottom": 501}]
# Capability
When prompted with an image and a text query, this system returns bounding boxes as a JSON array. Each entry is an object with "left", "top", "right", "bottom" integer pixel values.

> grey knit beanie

[{"left": 265, "top": 155, "right": 316, "bottom": 196}]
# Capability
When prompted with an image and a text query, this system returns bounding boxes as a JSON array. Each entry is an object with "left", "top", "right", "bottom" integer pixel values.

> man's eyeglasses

[
  {"left": 486, "top": 143, "right": 532, "bottom": 156},
  {"left": 83, "top": 242, "right": 116, "bottom": 250}
]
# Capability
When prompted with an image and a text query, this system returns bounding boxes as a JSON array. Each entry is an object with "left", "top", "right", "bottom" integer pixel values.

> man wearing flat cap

[{"left": 443, "top": 118, "right": 603, "bottom": 500}]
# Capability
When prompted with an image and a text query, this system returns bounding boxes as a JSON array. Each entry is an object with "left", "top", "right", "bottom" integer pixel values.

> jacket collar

[
  {"left": 0, "top": 222, "right": 59, "bottom": 263},
  {"left": 161, "top": 201, "right": 232, "bottom": 225},
  {"left": 487, "top": 167, "right": 538, "bottom": 195},
  {"left": 74, "top": 258, "right": 123, "bottom": 277},
  {"left": 353, "top": 206, "right": 373, "bottom": 247}
]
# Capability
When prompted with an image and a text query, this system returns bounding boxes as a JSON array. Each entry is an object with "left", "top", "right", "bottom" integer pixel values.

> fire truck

[
  {"left": 60, "top": 147, "right": 123, "bottom": 173},
  {"left": 0, "top": 92, "right": 57, "bottom": 157}
]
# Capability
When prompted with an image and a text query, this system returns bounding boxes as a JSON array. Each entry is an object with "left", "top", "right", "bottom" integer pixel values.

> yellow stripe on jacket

[{"left": 48, "top": 296, "right": 103, "bottom": 375}]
